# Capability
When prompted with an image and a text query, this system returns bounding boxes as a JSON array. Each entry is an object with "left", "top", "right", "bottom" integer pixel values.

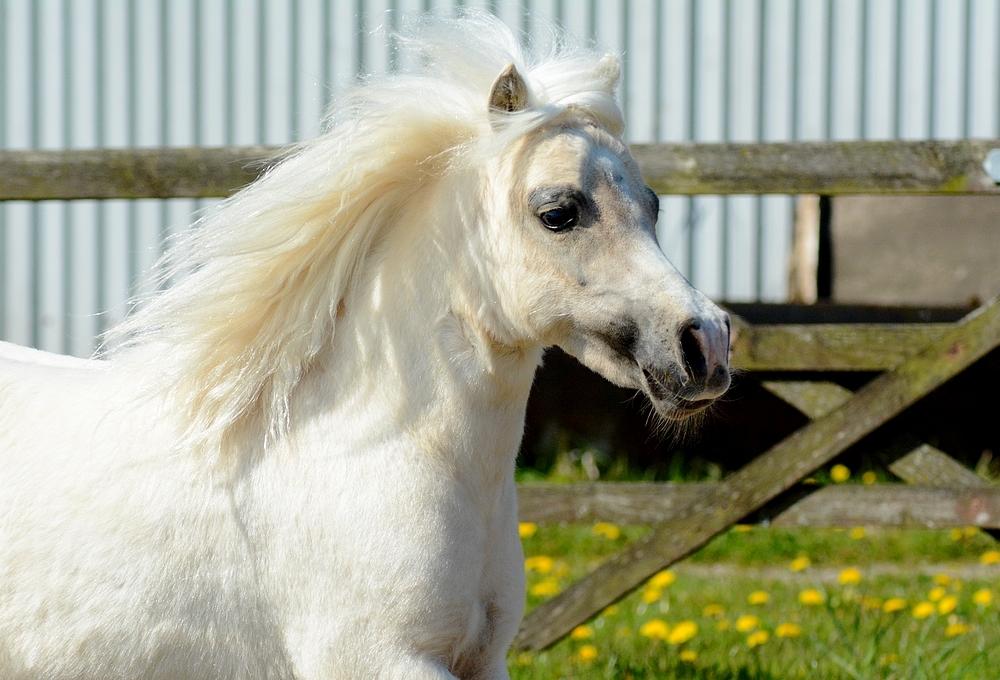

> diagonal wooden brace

[
  {"left": 764, "top": 380, "right": 998, "bottom": 542},
  {"left": 513, "top": 296, "right": 1000, "bottom": 651}
]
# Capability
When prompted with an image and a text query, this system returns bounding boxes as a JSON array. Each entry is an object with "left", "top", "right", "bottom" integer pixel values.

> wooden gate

[{"left": 3, "top": 139, "right": 999, "bottom": 652}]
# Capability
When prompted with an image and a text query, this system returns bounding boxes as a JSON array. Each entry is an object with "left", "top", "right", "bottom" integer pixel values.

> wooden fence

[{"left": 3, "top": 139, "right": 999, "bottom": 652}]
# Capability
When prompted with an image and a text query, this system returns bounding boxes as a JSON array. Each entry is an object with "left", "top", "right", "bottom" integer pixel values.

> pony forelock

[{"left": 105, "top": 11, "right": 624, "bottom": 453}]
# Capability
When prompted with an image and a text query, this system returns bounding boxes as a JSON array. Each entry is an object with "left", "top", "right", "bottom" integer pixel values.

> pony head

[
  {"left": 472, "top": 59, "right": 731, "bottom": 423},
  {"left": 108, "top": 12, "right": 730, "bottom": 449}
]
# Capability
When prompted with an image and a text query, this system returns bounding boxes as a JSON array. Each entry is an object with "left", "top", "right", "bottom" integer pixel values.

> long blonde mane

[{"left": 107, "top": 12, "right": 624, "bottom": 450}]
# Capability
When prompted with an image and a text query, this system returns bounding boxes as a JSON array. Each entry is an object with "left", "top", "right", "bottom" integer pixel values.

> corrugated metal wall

[{"left": 2, "top": 0, "right": 999, "bottom": 357}]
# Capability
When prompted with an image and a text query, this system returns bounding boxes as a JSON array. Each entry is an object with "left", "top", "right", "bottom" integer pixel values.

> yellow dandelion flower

[
  {"left": 775, "top": 623, "right": 801, "bottom": 638},
  {"left": 972, "top": 588, "right": 993, "bottom": 606},
  {"left": 861, "top": 471, "right": 877, "bottom": 485},
  {"left": 639, "top": 618, "right": 670, "bottom": 641},
  {"left": 515, "top": 652, "right": 533, "bottom": 667},
  {"left": 848, "top": 527, "right": 866, "bottom": 540},
  {"left": 518, "top": 522, "right": 537, "bottom": 539},
  {"left": 747, "top": 591, "right": 770, "bottom": 605},
  {"left": 980, "top": 550, "right": 1000, "bottom": 565},
  {"left": 937, "top": 595, "right": 958, "bottom": 615},
  {"left": 798, "top": 589, "right": 825, "bottom": 606},
  {"left": 679, "top": 649, "right": 698, "bottom": 663},
  {"left": 945, "top": 622, "right": 971, "bottom": 637},
  {"left": 949, "top": 527, "right": 964, "bottom": 541},
  {"left": 735, "top": 615, "right": 760, "bottom": 632},
  {"left": 592, "top": 522, "right": 621, "bottom": 540},
  {"left": 733, "top": 524, "right": 753, "bottom": 533},
  {"left": 789, "top": 555, "right": 811, "bottom": 572},
  {"left": 524, "top": 555, "right": 554, "bottom": 574},
  {"left": 912, "top": 601, "right": 935, "bottom": 619},
  {"left": 649, "top": 569, "right": 676, "bottom": 588},
  {"left": 838, "top": 567, "right": 862, "bottom": 585},
  {"left": 928, "top": 587, "right": 946, "bottom": 602},
  {"left": 830, "top": 464, "right": 850, "bottom": 483},
  {"left": 602, "top": 604, "right": 620, "bottom": 617},
  {"left": 963, "top": 526, "right": 979, "bottom": 538},
  {"left": 530, "top": 578, "right": 560, "bottom": 597},
  {"left": 716, "top": 620, "right": 731, "bottom": 631},
  {"left": 571, "top": 625, "right": 594, "bottom": 640},
  {"left": 746, "top": 630, "right": 769, "bottom": 648},
  {"left": 641, "top": 587, "right": 662, "bottom": 604},
  {"left": 577, "top": 644, "right": 598, "bottom": 662},
  {"left": 882, "top": 597, "right": 907, "bottom": 613},
  {"left": 933, "top": 573, "right": 952, "bottom": 587},
  {"left": 702, "top": 603, "right": 725, "bottom": 618},
  {"left": 668, "top": 620, "right": 698, "bottom": 645}
]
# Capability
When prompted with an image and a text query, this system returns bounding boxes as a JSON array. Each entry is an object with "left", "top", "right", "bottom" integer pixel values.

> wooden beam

[
  {"left": 762, "top": 381, "right": 995, "bottom": 488},
  {"left": 734, "top": 324, "right": 949, "bottom": 371},
  {"left": 632, "top": 140, "right": 1000, "bottom": 195},
  {"left": 0, "top": 146, "right": 275, "bottom": 200},
  {"left": 764, "top": 381, "right": 998, "bottom": 543},
  {"left": 2, "top": 140, "right": 998, "bottom": 201},
  {"left": 889, "top": 444, "right": 992, "bottom": 489},
  {"left": 513, "top": 296, "right": 1000, "bottom": 651},
  {"left": 517, "top": 482, "right": 1000, "bottom": 529}
]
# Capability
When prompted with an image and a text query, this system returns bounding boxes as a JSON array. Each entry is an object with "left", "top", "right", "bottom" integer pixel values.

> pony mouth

[
  {"left": 666, "top": 397, "right": 715, "bottom": 420},
  {"left": 641, "top": 367, "right": 716, "bottom": 421}
]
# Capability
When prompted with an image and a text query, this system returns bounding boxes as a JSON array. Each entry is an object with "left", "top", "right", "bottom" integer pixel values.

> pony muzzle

[{"left": 637, "top": 312, "right": 731, "bottom": 419}]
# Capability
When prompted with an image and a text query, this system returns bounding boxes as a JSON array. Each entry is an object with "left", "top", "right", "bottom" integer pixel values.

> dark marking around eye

[{"left": 527, "top": 186, "right": 587, "bottom": 212}]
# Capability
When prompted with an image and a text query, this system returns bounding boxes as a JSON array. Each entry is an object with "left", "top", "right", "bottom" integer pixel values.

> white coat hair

[{"left": 0, "top": 11, "right": 731, "bottom": 680}]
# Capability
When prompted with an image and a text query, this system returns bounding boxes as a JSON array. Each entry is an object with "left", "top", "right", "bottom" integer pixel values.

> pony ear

[
  {"left": 488, "top": 63, "right": 529, "bottom": 113},
  {"left": 596, "top": 53, "right": 622, "bottom": 91}
]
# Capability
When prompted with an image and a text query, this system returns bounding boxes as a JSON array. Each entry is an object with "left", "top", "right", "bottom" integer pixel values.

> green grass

[{"left": 509, "top": 524, "right": 999, "bottom": 679}]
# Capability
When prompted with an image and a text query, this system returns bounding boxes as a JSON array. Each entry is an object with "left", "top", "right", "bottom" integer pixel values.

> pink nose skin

[{"left": 678, "top": 316, "right": 731, "bottom": 396}]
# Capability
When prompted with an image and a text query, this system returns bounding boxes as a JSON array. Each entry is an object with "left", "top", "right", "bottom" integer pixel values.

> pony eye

[{"left": 539, "top": 205, "right": 579, "bottom": 231}]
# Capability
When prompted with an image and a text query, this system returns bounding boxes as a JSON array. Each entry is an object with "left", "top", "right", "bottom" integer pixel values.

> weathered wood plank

[
  {"left": 724, "top": 302, "right": 970, "bottom": 325},
  {"left": 760, "top": 380, "right": 854, "bottom": 417},
  {"left": 632, "top": 139, "right": 1000, "bottom": 195},
  {"left": 770, "top": 485, "right": 1000, "bottom": 529},
  {"left": 763, "top": 381, "right": 998, "bottom": 541},
  {"left": 889, "top": 444, "right": 992, "bottom": 489},
  {"left": 513, "top": 296, "right": 1000, "bottom": 651},
  {"left": 762, "top": 381, "right": 995, "bottom": 488},
  {"left": 735, "top": 324, "right": 949, "bottom": 371},
  {"left": 3, "top": 140, "right": 999, "bottom": 201},
  {"left": 0, "top": 146, "right": 276, "bottom": 200},
  {"left": 517, "top": 483, "right": 1000, "bottom": 529}
]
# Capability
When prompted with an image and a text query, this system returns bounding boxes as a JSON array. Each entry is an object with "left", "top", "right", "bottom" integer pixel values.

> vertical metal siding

[{"left": 1, "top": 0, "right": 999, "bottom": 356}]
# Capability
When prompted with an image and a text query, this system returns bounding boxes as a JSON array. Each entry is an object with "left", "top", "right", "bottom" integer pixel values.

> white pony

[{"left": 0, "top": 14, "right": 730, "bottom": 680}]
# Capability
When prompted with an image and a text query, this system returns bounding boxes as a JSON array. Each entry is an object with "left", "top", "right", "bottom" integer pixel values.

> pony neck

[{"left": 290, "top": 175, "right": 543, "bottom": 471}]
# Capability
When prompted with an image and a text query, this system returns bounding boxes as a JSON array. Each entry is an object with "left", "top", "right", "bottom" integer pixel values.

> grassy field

[{"left": 508, "top": 521, "right": 999, "bottom": 679}]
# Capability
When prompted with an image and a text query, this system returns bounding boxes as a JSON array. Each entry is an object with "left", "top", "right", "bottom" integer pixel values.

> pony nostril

[
  {"left": 679, "top": 321, "right": 708, "bottom": 383},
  {"left": 712, "top": 364, "right": 729, "bottom": 384}
]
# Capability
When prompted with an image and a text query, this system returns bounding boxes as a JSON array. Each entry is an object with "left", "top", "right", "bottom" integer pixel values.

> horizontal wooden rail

[
  {"left": 2, "top": 140, "right": 998, "bottom": 201},
  {"left": 732, "top": 323, "right": 950, "bottom": 371},
  {"left": 518, "top": 482, "right": 1000, "bottom": 529},
  {"left": 633, "top": 139, "right": 1000, "bottom": 195}
]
